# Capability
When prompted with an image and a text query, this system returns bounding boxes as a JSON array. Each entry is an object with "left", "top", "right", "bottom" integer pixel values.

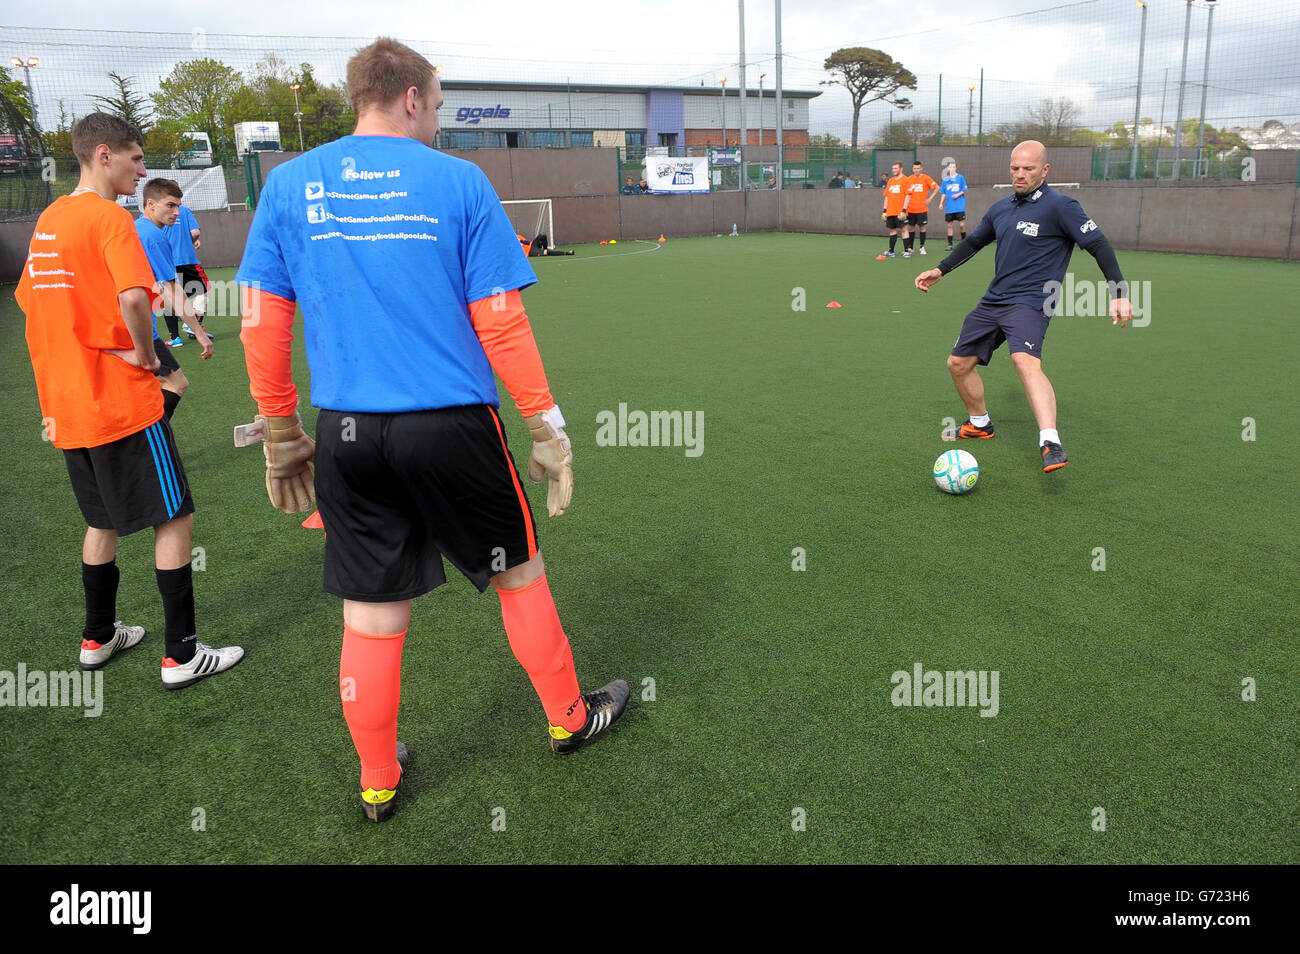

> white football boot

[
  {"left": 162, "top": 642, "right": 245, "bottom": 689},
  {"left": 79, "top": 621, "right": 146, "bottom": 671}
]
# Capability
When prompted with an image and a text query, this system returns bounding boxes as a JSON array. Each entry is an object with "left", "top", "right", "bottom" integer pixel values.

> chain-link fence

[{"left": 2, "top": 3, "right": 1298, "bottom": 217}]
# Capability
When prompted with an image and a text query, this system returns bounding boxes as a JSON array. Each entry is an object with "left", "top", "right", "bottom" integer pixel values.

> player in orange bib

[
  {"left": 903, "top": 160, "right": 940, "bottom": 257},
  {"left": 15, "top": 112, "right": 243, "bottom": 689},
  {"left": 877, "top": 161, "right": 911, "bottom": 259}
]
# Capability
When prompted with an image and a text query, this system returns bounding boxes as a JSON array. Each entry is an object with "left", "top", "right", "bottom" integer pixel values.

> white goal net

[{"left": 501, "top": 198, "right": 555, "bottom": 248}]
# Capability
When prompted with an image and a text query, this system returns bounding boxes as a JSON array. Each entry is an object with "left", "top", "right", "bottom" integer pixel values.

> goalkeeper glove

[
  {"left": 525, "top": 406, "right": 572, "bottom": 517},
  {"left": 261, "top": 411, "right": 316, "bottom": 513}
]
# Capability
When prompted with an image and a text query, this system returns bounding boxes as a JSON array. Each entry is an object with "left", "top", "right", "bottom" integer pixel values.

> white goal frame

[{"left": 501, "top": 198, "right": 555, "bottom": 247}]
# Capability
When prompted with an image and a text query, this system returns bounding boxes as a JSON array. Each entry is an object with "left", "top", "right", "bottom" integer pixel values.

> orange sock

[
  {"left": 340, "top": 623, "right": 406, "bottom": 792},
  {"left": 496, "top": 574, "right": 585, "bottom": 731}
]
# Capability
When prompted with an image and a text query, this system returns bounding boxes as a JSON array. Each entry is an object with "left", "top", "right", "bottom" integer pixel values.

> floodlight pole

[
  {"left": 11, "top": 57, "right": 44, "bottom": 157},
  {"left": 775, "top": 0, "right": 783, "bottom": 200},
  {"left": 977, "top": 68, "right": 984, "bottom": 146},
  {"left": 758, "top": 74, "right": 766, "bottom": 146},
  {"left": 1195, "top": 1, "right": 1216, "bottom": 176},
  {"left": 1131, "top": 1, "right": 1148, "bottom": 180},
  {"left": 1156, "top": 67, "right": 1169, "bottom": 179},
  {"left": 738, "top": 0, "right": 747, "bottom": 165},
  {"left": 720, "top": 76, "right": 727, "bottom": 149},
  {"left": 290, "top": 83, "right": 304, "bottom": 152},
  {"left": 1172, "top": 0, "right": 1193, "bottom": 180}
]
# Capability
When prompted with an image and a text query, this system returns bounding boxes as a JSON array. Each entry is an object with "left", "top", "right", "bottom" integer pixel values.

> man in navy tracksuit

[{"left": 914, "top": 141, "right": 1133, "bottom": 473}]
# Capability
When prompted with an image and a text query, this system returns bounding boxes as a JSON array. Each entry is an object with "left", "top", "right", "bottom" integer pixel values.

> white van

[{"left": 178, "top": 131, "right": 214, "bottom": 168}]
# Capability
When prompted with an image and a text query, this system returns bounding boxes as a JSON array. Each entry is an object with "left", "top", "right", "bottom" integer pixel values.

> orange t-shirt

[
  {"left": 883, "top": 175, "right": 909, "bottom": 216},
  {"left": 16, "top": 192, "right": 163, "bottom": 449},
  {"left": 905, "top": 173, "right": 939, "bottom": 213}
]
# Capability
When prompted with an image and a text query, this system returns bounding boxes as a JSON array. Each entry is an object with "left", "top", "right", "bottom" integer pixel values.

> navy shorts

[
  {"left": 951, "top": 302, "right": 1051, "bottom": 366},
  {"left": 154, "top": 337, "right": 181, "bottom": 378},
  {"left": 945, "top": 211, "right": 966, "bottom": 222},
  {"left": 314, "top": 405, "right": 539, "bottom": 601}
]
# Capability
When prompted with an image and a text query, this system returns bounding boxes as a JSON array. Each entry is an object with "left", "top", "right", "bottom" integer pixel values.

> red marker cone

[
  {"left": 826, "top": 301, "right": 842, "bottom": 309},
  {"left": 302, "top": 511, "right": 324, "bottom": 529}
]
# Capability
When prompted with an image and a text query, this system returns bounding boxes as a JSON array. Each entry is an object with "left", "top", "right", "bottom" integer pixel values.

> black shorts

[
  {"left": 63, "top": 417, "right": 194, "bottom": 535},
  {"left": 154, "top": 337, "right": 180, "bottom": 378},
  {"left": 885, "top": 214, "right": 905, "bottom": 229},
  {"left": 945, "top": 211, "right": 966, "bottom": 222},
  {"left": 952, "top": 302, "right": 1051, "bottom": 366},
  {"left": 907, "top": 212, "right": 928, "bottom": 227},
  {"left": 177, "top": 263, "right": 209, "bottom": 301},
  {"left": 315, "top": 405, "right": 540, "bottom": 601}
]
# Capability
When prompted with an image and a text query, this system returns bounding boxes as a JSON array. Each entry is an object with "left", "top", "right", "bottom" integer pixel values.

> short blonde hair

[{"left": 346, "top": 37, "right": 435, "bottom": 114}]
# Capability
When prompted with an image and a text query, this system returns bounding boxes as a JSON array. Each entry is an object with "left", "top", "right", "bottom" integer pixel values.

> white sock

[
  {"left": 1039, "top": 428, "right": 1060, "bottom": 446},
  {"left": 970, "top": 413, "right": 990, "bottom": 427}
]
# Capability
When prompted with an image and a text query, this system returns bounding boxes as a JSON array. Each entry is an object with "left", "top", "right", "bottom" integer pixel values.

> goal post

[{"left": 501, "top": 198, "right": 555, "bottom": 247}]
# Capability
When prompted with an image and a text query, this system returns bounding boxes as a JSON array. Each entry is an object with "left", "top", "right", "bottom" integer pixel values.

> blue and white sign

[{"left": 645, "top": 156, "right": 710, "bottom": 195}]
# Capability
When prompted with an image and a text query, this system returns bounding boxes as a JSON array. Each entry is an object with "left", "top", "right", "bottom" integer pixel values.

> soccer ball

[{"left": 933, "top": 449, "right": 979, "bottom": 494}]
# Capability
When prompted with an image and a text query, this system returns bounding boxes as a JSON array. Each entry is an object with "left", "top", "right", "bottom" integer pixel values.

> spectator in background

[
  {"left": 766, "top": 176, "right": 778, "bottom": 189},
  {"left": 638, "top": 178, "right": 650, "bottom": 193},
  {"left": 621, "top": 176, "right": 637, "bottom": 195},
  {"left": 828, "top": 172, "right": 844, "bottom": 189},
  {"left": 843, "top": 175, "right": 857, "bottom": 189}
]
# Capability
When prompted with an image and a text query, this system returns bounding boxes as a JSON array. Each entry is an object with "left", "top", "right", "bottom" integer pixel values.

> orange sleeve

[
  {"left": 240, "top": 286, "right": 299, "bottom": 417},
  {"left": 468, "top": 289, "right": 554, "bottom": 417}
]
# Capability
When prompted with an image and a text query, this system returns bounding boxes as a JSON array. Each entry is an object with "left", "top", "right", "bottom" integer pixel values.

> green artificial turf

[{"left": 1, "top": 233, "right": 1296, "bottom": 864}]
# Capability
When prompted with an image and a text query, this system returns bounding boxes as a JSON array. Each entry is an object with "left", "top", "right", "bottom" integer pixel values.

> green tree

[
  {"left": 821, "top": 47, "right": 915, "bottom": 151},
  {"left": 40, "top": 98, "right": 73, "bottom": 156},
  {"left": 90, "top": 73, "right": 153, "bottom": 136},
  {"left": 1206, "top": 127, "right": 1245, "bottom": 153},
  {"left": 233, "top": 56, "right": 352, "bottom": 151},
  {"left": 152, "top": 58, "right": 246, "bottom": 161},
  {"left": 296, "top": 64, "right": 354, "bottom": 147},
  {"left": 0, "top": 65, "right": 37, "bottom": 141}
]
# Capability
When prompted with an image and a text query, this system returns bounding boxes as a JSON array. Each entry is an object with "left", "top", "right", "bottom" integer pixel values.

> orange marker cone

[
  {"left": 658, "top": 235, "right": 667, "bottom": 243},
  {"left": 600, "top": 240, "right": 608, "bottom": 245},
  {"left": 826, "top": 301, "right": 842, "bottom": 309},
  {"left": 302, "top": 510, "right": 324, "bottom": 529}
]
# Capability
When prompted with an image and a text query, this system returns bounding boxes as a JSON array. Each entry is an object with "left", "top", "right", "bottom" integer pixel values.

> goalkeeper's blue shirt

[
  {"left": 964, "top": 182, "right": 1106, "bottom": 308},
  {"left": 165, "top": 204, "right": 200, "bottom": 267},
  {"left": 235, "top": 135, "right": 537, "bottom": 413},
  {"left": 134, "top": 215, "right": 175, "bottom": 341}
]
